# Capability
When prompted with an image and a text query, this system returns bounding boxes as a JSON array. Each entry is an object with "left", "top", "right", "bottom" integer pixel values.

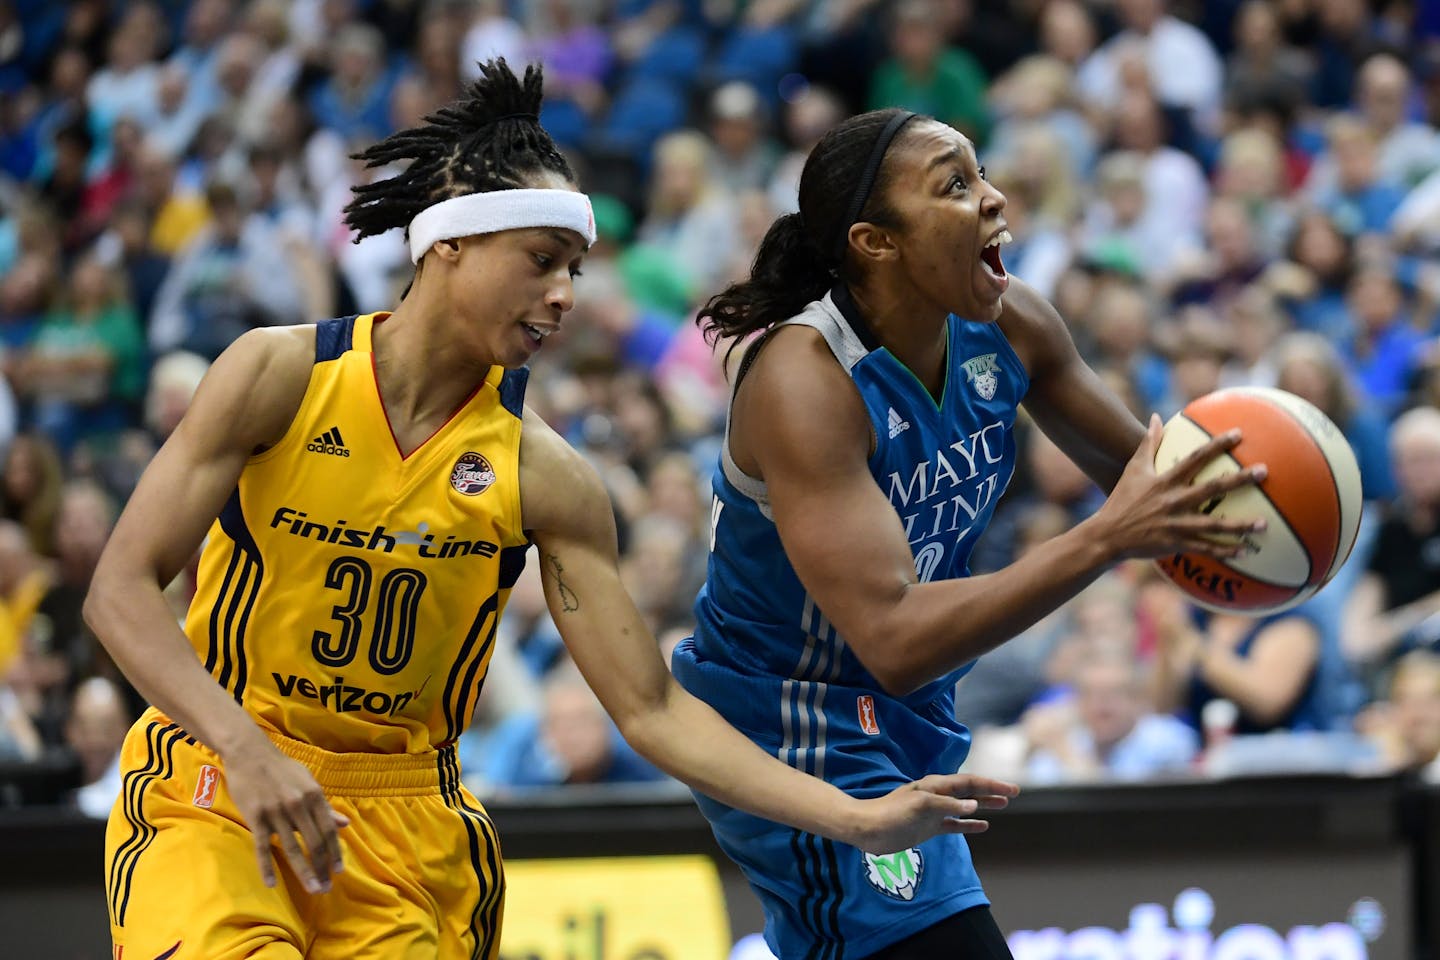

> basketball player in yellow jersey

[{"left": 83, "top": 60, "right": 1019, "bottom": 960}]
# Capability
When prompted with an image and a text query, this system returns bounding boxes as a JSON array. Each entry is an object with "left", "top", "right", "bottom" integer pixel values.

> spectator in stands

[
  {"left": 766, "top": 85, "right": 844, "bottom": 215},
  {"left": 1213, "top": 127, "right": 1296, "bottom": 261},
  {"left": 1272, "top": 331, "right": 1396, "bottom": 502},
  {"left": 134, "top": 141, "right": 209, "bottom": 258},
  {"left": 66, "top": 675, "right": 131, "bottom": 818},
  {"left": 986, "top": 54, "right": 1096, "bottom": 182},
  {"left": 1158, "top": 307, "right": 1234, "bottom": 414},
  {"left": 1024, "top": 652, "right": 1198, "bottom": 784},
  {"left": 1310, "top": 53, "right": 1440, "bottom": 195},
  {"left": 1343, "top": 262, "right": 1428, "bottom": 416},
  {"left": 981, "top": 168, "right": 1071, "bottom": 302},
  {"left": 1265, "top": 210, "right": 1356, "bottom": 344},
  {"left": 1110, "top": 88, "right": 1211, "bottom": 250},
  {"left": 636, "top": 130, "right": 740, "bottom": 294},
  {"left": 149, "top": 180, "right": 303, "bottom": 358},
  {"left": 466, "top": 668, "right": 666, "bottom": 793},
  {"left": 1170, "top": 197, "right": 1269, "bottom": 310},
  {"left": 167, "top": 0, "right": 233, "bottom": 123},
  {"left": 13, "top": 252, "right": 146, "bottom": 452},
  {"left": 307, "top": 22, "right": 393, "bottom": 143},
  {"left": 1149, "top": 580, "right": 1326, "bottom": 733},
  {"left": 0, "top": 519, "right": 48, "bottom": 680},
  {"left": 868, "top": 0, "right": 989, "bottom": 145},
  {"left": 1313, "top": 116, "right": 1410, "bottom": 236},
  {"left": 1224, "top": 0, "right": 1312, "bottom": 118},
  {"left": 36, "top": 481, "right": 126, "bottom": 721},
  {"left": 0, "top": 434, "right": 61, "bottom": 558},
  {"left": 708, "top": 81, "right": 781, "bottom": 196},
  {"left": 1345, "top": 406, "right": 1440, "bottom": 671},
  {"left": 1090, "top": 0, "right": 1223, "bottom": 127},
  {"left": 1219, "top": 285, "right": 1287, "bottom": 389},
  {"left": 1360, "top": 650, "right": 1440, "bottom": 778},
  {"left": 84, "top": 2, "right": 164, "bottom": 135}
]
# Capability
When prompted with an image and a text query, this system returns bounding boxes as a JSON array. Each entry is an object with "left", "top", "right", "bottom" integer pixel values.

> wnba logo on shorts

[
  {"left": 857, "top": 696, "right": 880, "bottom": 736},
  {"left": 192, "top": 764, "right": 220, "bottom": 808}
]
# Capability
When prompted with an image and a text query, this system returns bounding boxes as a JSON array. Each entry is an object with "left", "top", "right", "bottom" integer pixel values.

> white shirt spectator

[{"left": 1087, "top": 16, "right": 1223, "bottom": 122}]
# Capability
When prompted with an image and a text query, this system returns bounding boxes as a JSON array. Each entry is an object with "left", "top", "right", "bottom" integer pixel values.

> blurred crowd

[{"left": 0, "top": 0, "right": 1439, "bottom": 814}]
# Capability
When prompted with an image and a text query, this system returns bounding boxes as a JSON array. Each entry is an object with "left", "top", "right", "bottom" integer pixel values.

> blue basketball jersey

[{"left": 672, "top": 287, "right": 1029, "bottom": 959}]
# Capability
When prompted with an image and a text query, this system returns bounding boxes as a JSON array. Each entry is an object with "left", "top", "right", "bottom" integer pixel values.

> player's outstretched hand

[
  {"left": 848, "top": 774, "right": 1020, "bottom": 855},
  {"left": 1089, "top": 414, "right": 1267, "bottom": 562},
  {"left": 225, "top": 740, "right": 350, "bottom": 894}
]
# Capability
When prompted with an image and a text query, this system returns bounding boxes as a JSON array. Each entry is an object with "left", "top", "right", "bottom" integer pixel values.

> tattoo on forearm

[{"left": 545, "top": 553, "right": 579, "bottom": 612}]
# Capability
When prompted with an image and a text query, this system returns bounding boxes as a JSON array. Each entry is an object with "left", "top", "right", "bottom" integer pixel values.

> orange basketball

[{"left": 1153, "top": 387, "right": 1363, "bottom": 614}]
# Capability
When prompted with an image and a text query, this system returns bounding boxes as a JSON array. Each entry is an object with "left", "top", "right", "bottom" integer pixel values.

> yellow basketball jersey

[{"left": 184, "top": 313, "right": 530, "bottom": 754}]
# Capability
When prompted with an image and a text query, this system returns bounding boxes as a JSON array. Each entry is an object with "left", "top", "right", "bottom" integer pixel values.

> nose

[
  {"left": 981, "top": 182, "right": 1007, "bottom": 218},
  {"left": 546, "top": 273, "right": 575, "bottom": 314}
]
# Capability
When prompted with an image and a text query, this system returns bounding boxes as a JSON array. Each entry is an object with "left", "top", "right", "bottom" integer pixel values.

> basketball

[{"left": 1153, "top": 387, "right": 1363, "bottom": 614}]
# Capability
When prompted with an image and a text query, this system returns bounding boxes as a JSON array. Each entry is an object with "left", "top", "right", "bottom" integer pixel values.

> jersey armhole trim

[{"left": 246, "top": 347, "right": 327, "bottom": 465}]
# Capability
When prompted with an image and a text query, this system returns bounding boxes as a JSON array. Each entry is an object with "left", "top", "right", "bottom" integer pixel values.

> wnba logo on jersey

[
  {"left": 192, "top": 764, "right": 220, "bottom": 808},
  {"left": 857, "top": 695, "right": 881, "bottom": 736},
  {"left": 450, "top": 452, "right": 496, "bottom": 495}
]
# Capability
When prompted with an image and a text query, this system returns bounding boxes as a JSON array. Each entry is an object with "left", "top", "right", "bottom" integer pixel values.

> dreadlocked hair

[{"left": 343, "top": 58, "right": 575, "bottom": 242}]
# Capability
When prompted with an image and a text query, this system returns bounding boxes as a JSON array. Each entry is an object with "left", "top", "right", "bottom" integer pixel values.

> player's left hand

[{"left": 848, "top": 774, "right": 1020, "bottom": 854}]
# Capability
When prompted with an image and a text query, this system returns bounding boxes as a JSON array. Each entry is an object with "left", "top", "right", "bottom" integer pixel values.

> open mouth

[
  {"left": 521, "top": 322, "right": 552, "bottom": 347},
  {"left": 980, "top": 229, "right": 1012, "bottom": 279}
]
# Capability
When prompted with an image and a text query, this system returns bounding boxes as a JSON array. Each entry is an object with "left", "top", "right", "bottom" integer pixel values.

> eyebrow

[
  {"left": 543, "top": 229, "right": 588, "bottom": 254},
  {"left": 927, "top": 147, "right": 962, "bottom": 172}
]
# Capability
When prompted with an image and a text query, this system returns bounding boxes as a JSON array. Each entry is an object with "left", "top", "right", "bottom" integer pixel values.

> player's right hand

[
  {"left": 1089, "top": 414, "right": 1267, "bottom": 562},
  {"left": 224, "top": 740, "right": 349, "bottom": 894},
  {"left": 849, "top": 774, "right": 1020, "bottom": 854}
]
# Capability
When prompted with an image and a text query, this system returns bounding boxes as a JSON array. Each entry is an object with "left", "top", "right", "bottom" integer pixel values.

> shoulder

[
  {"left": 184, "top": 324, "right": 318, "bottom": 452},
  {"left": 732, "top": 323, "right": 872, "bottom": 467},
  {"left": 518, "top": 406, "right": 610, "bottom": 536}
]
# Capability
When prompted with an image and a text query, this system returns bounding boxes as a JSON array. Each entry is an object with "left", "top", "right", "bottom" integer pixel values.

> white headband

[{"left": 407, "top": 188, "right": 596, "bottom": 263}]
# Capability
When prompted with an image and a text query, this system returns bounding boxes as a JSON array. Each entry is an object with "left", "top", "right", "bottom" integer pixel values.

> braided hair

[{"left": 343, "top": 58, "right": 575, "bottom": 244}]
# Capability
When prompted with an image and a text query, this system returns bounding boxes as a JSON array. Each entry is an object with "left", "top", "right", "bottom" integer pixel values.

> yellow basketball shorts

[{"left": 104, "top": 708, "right": 503, "bottom": 960}]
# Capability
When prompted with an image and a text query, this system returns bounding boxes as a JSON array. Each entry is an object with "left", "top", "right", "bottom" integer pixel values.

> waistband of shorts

[
  {"left": 262, "top": 725, "right": 458, "bottom": 798},
  {"left": 143, "top": 708, "right": 459, "bottom": 798}
]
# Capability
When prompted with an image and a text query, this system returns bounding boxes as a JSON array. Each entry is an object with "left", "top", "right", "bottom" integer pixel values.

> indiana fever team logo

[
  {"left": 450, "top": 452, "right": 496, "bottom": 496},
  {"left": 962, "top": 353, "right": 1000, "bottom": 400}
]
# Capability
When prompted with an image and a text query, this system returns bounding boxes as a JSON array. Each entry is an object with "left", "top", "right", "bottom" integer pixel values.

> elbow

[{"left": 850, "top": 628, "right": 928, "bottom": 698}]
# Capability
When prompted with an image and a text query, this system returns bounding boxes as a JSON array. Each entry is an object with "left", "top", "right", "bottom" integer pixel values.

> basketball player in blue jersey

[
  {"left": 82, "top": 68, "right": 1019, "bottom": 959},
  {"left": 671, "top": 109, "right": 1269, "bottom": 959}
]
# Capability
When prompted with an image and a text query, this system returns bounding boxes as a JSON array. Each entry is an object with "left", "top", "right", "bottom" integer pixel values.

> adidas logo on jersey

[
  {"left": 307, "top": 426, "right": 350, "bottom": 457},
  {"left": 887, "top": 408, "right": 910, "bottom": 439}
]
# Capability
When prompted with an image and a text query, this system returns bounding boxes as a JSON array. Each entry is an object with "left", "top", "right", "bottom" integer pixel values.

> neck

[
  {"left": 376, "top": 283, "right": 495, "bottom": 427},
  {"left": 848, "top": 281, "right": 949, "bottom": 398}
]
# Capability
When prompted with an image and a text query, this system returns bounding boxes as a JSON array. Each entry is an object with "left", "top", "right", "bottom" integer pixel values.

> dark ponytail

[
  {"left": 696, "top": 212, "right": 834, "bottom": 351},
  {"left": 696, "top": 108, "right": 917, "bottom": 356}
]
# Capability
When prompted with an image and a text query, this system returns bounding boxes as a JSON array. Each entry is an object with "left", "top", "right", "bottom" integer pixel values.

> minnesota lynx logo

[
  {"left": 863, "top": 848, "right": 924, "bottom": 901},
  {"left": 962, "top": 353, "right": 1000, "bottom": 400}
]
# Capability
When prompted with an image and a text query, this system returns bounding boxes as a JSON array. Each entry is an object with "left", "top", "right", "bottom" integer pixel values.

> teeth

[
  {"left": 984, "top": 230, "right": 1013, "bottom": 249},
  {"left": 524, "top": 323, "right": 550, "bottom": 339}
]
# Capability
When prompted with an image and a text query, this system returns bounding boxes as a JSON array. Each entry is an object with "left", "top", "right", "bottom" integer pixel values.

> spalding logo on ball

[{"left": 1154, "top": 387, "right": 1363, "bottom": 614}]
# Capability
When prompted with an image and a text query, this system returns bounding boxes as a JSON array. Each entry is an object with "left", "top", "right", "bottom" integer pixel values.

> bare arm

[
  {"left": 83, "top": 325, "right": 347, "bottom": 892},
  {"left": 1196, "top": 615, "right": 1320, "bottom": 727},
  {"left": 1002, "top": 278, "right": 1145, "bottom": 493},
  {"left": 1343, "top": 574, "right": 1440, "bottom": 665},
  {"left": 734, "top": 325, "right": 1265, "bottom": 697},
  {"left": 519, "top": 410, "right": 1016, "bottom": 853}
]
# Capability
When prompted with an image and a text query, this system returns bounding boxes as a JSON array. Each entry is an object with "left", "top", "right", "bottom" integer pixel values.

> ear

[
  {"left": 430, "top": 238, "right": 463, "bottom": 263},
  {"left": 847, "top": 221, "right": 899, "bottom": 265}
]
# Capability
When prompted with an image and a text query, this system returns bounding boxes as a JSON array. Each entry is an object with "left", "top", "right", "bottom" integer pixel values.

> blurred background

[{"left": 0, "top": 0, "right": 1438, "bottom": 956}]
